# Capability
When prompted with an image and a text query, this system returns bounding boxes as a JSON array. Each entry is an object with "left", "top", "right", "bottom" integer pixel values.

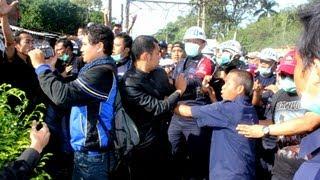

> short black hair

[
  {"left": 115, "top": 32, "right": 133, "bottom": 50},
  {"left": 172, "top": 41, "right": 185, "bottom": 50},
  {"left": 86, "top": 24, "right": 114, "bottom": 56},
  {"left": 132, "top": 35, "right": 158, "bottom": 61},
  {"left": 14, "top": 31, "right": 31, "bottom": 44},
  {"left": 229, "top": 69, "right": 254, "bottom": 96},
  {"left": 297, "top": 2, "right": 320, "bottom": 70},
  {"left": 56, "top": 38, "right": 73, "bottom": 51}
]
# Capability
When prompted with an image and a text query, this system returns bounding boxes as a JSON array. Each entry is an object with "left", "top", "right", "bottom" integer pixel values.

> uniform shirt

[{"left": 191, "top": 95, "right": 258, "bottom": 180}]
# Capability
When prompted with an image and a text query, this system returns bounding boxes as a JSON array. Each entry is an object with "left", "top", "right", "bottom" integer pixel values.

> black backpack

[{"left": 101, "top": 65, "right": 140, "bottom": 171}]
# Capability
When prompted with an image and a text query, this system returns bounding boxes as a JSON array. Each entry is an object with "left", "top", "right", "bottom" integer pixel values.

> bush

[{"left": 0, "top": 84, "right": 50, "bottom": 179}]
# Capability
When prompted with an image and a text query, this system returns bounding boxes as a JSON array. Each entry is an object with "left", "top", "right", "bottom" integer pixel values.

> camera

[{"left": 34, "top": 45, "right": 54, "bottom": 59}]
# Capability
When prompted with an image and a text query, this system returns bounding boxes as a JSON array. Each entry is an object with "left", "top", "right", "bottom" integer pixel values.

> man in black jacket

[
  {"left": 120, "top": 35, "right": 187, "bottom": 180},
  {"left": 28, "top": 24, "right": 116, "bottom": 179}
]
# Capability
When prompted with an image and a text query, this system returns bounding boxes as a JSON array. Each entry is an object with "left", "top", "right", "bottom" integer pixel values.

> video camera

[{"left": 34, "top": 45, "right": 54, "bottom": 59}]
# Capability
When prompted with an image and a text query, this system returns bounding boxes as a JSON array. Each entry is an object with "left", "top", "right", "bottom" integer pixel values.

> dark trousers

[{"left": 168, "top": 115, "right": 211, "bottom": 180}]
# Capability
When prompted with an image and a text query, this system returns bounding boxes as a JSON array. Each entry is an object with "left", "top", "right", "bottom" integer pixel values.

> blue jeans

[{"left": 72, "top": 151, "right": 114, "bottom": 180}]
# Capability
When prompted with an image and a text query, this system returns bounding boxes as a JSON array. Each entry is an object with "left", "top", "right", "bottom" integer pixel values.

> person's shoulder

[
  {"left": 83, "top": 64, "right": 114, "bottom": 79},
  {"left": 122, "top": 68, "right": 143, "bottom": 86}
]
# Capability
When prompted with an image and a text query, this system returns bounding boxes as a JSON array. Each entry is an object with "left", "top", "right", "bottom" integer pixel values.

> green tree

[
  {"left": 254, "top": 0, "right": 278, "bottom": 19},
  {"left": 155, "top": 14, "right": 197, "bottom": 43},
  {"left": 204, "top": 0, "right": 261, "bottom": 38},
  {"left": 156, "top": 0, "right": 261, "bottom": 42},
  {"left": 225, "top": 8, "right": 301, "bottom": 51},
  {"left": 18, "top": 0, "right": 103, "bottom": 34},
  {"left": 70, "top": 0, "right": 102, "bottom": 10}
]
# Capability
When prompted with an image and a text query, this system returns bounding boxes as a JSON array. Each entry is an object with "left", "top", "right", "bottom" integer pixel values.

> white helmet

[
  {"left": 183, "top": 26, "right": 206, "bottom": 41},
  {"left": 258, "top": 48, "right": 278, "bottom": 62},
  {"left": 219, "top": 40, "right": 242, "bottom": 55}
]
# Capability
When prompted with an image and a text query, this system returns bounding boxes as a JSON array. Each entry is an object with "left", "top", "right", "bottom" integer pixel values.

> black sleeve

[
  {"left": 0, "top": 148, "right": 40, "bottom": 180},
  {"left": 123, "top": 80, "right": 180, "bottom": 117},
  {"left": 38, "top": 65, "right": 114, "bottom": 108}
]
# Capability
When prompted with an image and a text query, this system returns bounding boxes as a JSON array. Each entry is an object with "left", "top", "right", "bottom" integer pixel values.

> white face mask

[
  {"left": 184, "top": 42, "right": 200, "bottom": 57},
  {"left": 111, "top": 54, "right": 122, "bottom": 62},
  {"left": 258, "top": 67, "right": 272, "bottom": 76},
  {"left": 279, "top": 76, "right": 296, "bottom": 93}
]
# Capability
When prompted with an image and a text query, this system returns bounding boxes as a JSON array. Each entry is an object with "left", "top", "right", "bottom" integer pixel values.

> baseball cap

[{"left": 278, "top": 50, "right": 297, "bottom": 75}]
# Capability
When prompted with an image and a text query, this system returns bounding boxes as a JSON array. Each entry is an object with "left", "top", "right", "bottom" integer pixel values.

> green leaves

[
  {"left": 18, "top": 0, "right": 103, "bottom": 34},
  {"left": 0, "top": 84, "right": 49, "bottom": 178}
]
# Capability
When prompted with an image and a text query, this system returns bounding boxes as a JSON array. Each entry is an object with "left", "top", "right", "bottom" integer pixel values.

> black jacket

[
  {"left": 120, "top": 67, "right": 179, "bottom": 146},
  {"left": 0, "top": 148, "right": 40, "bottom": 180}
]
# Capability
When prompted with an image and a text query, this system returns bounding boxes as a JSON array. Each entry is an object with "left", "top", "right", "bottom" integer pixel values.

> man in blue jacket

[{"left": 28, "top": 24, "right": 116, "bottom": 179}]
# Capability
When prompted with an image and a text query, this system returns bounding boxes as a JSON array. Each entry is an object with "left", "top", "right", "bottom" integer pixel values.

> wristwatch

[{"left": 262, "top": 126, "right": 270, "bottom": 137}]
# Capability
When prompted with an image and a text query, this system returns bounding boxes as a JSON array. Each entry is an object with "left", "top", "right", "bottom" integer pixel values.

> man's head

[
  {"left": 183, "top": 26, "right": 206, "bottom": 57},
  {"left": 77, "top": 27, "right": 85, "bottom": 37},
  {"left": 217, "top": 40, "right": 242, "bottom": 66},
  {"left": 132, "top": 35, "right": 160, "bottom": 72},
  {"left": 14, "top": 31, "right": 34, "bottom": 56},
  {"left": 277, "top": 50, "right": 297, "bottom": 92},
  {"left": 171, "top": 42, "right": 185, "bottom": 62},
  {"left": 112, "top": 32, "right": 132, "bottom": 61},
  {"left": 80, "top": 24, "right": 114, "bottom": 63},
  {"left": 55, "top": 38, "right": 73, "bottom": 59},
  {"left": 257, "top": 48, "right": 278, "bottom": 76},
  {"left": 113, "top": 24, "right": 122, "bottom": 36},
  {"left": 159, "top": 40, "right": 168, "bottom": 58},
  {"left": 221, "top": 69, "right": 253, "bottom": 101},
  {"left": 246, "top": 51, "right": 260, "bottom": 67}
]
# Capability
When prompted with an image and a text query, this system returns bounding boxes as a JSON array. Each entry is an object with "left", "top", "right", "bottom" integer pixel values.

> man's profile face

[
  {"left": 113, "top": 37, "right": 125, "bottom": 56},
  {"left": 147, "top": 43, "right": 161, "bottom": 70},
  {"left": 80, "top": 35, "right": 100, "bottom": 63},
  {"left": 16, "top": 33, "right": 33, "bottom": 55}
]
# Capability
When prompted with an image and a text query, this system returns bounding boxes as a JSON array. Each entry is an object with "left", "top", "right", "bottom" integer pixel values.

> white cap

[
  {"left": 259, "top": 48, "right": 278, "bottom": 62},
  {"left": 219, "top": 40, "right": 242, "bottom": 55},
  {"left": 183, "top": 26, "right": 206, "bottom": 41}
]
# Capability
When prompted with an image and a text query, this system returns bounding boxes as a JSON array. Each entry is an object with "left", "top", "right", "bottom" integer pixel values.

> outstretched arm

[{"left": 236, "top": 112, "right": 320, "bottom": 138}]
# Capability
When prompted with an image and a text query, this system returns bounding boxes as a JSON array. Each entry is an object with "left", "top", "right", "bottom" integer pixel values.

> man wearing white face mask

[
  {"left": 256, "top": 48, "right": 278, "bottom": 87},
  {"left": 111, "top": 32, "right": 133, "bottom": 78},
  {"left": 168, "top": 26, "right": 214, "bottom": 179}
]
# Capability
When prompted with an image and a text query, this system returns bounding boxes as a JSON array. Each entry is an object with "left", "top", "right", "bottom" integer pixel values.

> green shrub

[{"left": 0, "top": 84, "right": 50, "bottom": 179}]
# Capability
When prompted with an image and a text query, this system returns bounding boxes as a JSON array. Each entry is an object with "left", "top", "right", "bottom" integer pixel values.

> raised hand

[{"left": 0, "top": 0, "right": 18, "bottom": 17}]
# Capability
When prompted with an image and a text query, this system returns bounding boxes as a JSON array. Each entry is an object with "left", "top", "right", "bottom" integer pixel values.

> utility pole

[
  {"left": 121, "top": 4, "right": 124, "bottom": 25},
  {"left": 125, "top": 0, "right": 130, "bottom": 30},
  {"left": 197, "top": 0, "right": 201, "bottom": 27},
  {"left": 108, "top": 0, "right": 112, "bottom": 25},
  {"left": 201, "top": 0, "right": 205, "bottom": 30},
  {"left": 197, "top": 0, "right": 205, "bottom": 29}
]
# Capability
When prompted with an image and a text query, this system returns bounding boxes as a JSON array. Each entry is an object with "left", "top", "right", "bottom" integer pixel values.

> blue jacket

[
  {"left": 191, "top": 96, "right": 258, "bottom": 180},
  {"left": 36, "top": 56, "right": 117, "bottom": 152}
]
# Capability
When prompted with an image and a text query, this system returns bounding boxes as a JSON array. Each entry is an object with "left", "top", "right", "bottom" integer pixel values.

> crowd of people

[{"left": 1, "top": 0, "right": 320, "bottom": 180}]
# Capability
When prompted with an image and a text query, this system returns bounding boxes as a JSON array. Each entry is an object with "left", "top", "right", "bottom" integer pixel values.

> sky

[{"left": 105, "top": 0, "right": 309, "bottom": 38}]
